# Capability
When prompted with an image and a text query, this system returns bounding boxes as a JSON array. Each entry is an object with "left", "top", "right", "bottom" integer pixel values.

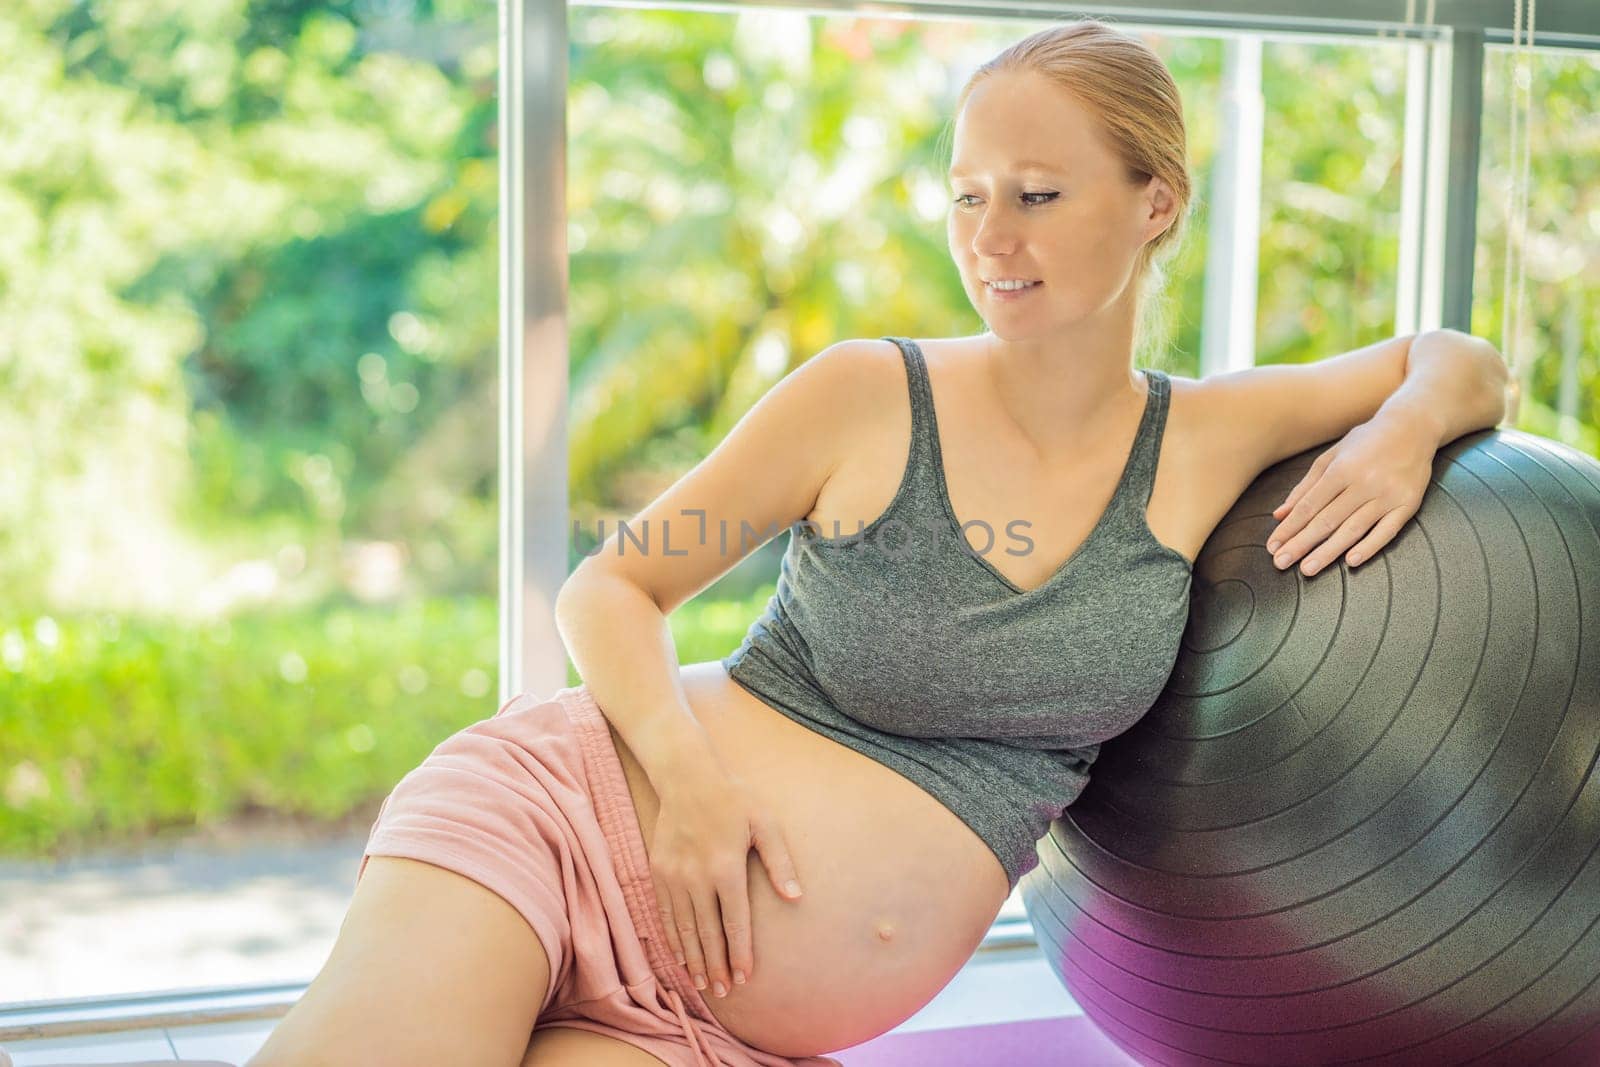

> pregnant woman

[{"left": 245, "top": 18, "right": 1510, "bottom": 1067}]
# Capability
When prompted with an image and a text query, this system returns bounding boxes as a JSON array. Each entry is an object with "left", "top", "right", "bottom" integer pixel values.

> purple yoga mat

[{"left": 833, "top": 1014, "right": 1139, "bottom": 1066}]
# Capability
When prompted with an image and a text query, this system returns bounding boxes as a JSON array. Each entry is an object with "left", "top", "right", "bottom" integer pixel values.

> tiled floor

[
  {"left": 2, "top": 948, "right": 1135, "bottom": 1066},
  {"left": 4, "top": 1021, "right": 260, "bottom": 1065}
]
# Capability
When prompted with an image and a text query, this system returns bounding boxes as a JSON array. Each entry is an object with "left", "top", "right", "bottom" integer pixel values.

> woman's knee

[{"left": 247, "top": 855, "right": 553, "bottom": 1067}]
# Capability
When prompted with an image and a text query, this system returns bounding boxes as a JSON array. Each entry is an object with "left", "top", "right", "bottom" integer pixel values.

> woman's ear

[{"left": 1142, "top": 176, "right": 1177, "bottom": 242}]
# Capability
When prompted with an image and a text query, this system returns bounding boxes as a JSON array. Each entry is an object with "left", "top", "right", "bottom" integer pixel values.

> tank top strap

[
  {"left": 878, "top": 335, "right": 939, "bottom": 476},
  {"left": 1119, "top": 367, "right": 1172, "bottom": 512},
  {"left": 875, "top": 337, "right": 1171, "bottom": 541}
]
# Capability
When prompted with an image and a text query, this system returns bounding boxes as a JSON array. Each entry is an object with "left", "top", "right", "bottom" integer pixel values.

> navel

[{"left": 874, "top": 919, "right": 896, "bottom": 944}]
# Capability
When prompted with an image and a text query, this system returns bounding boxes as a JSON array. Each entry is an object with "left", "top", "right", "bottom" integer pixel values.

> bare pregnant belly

[{"left": 600, "top": 660, "right": 1012, "bottom": 1057}]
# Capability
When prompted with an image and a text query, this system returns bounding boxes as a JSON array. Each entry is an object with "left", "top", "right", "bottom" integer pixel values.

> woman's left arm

[{"left": 1266, "top": 331, "right": 1513, "bottom": 577}]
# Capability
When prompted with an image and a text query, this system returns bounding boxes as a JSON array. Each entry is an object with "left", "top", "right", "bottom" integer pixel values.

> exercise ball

[{"left": 1020, "top": 428, "right": 1600, "bottom": 1066}]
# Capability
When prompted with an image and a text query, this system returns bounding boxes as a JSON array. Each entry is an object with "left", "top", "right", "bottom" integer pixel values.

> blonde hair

[{"left": 951, "top": 19, "right": 1196, "bottom": 362}]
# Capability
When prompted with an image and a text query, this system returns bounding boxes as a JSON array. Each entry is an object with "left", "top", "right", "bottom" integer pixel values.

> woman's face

[{"left": 946, "top": 67, "right": 1172, "bottom": 339}]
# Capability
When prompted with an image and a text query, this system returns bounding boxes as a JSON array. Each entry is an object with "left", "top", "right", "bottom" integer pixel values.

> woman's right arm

[
  {"left": 554, "top": 568, "right": 722, "bottom": 788},
  {"left": 552, "top": 337, "right": 897, "bottom": 993},
  {"left": 553, "top": 337, "right": 890, "bottom": 796}
]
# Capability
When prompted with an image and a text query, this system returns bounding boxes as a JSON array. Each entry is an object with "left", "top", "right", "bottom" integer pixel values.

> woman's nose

[{"left": 971, "top": 210, "right": 1018, "bottom": 256}]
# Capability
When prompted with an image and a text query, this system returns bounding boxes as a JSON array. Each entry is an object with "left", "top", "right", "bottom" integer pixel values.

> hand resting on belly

[{"left": 609, "top": 661, "right": 1012, "bottom": 1057}]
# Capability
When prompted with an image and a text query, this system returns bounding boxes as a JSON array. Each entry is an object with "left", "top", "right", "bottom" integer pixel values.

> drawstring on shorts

[{"left": 665, "top": 988, "right": 720, "bottom": 1066}]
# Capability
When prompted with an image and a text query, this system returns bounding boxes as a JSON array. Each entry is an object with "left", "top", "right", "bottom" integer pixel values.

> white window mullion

[
  {"left": 1199, "top": 32, "right": 1263, "bottom": 375},
  {"left": 503, "top": 0, "right": 572, "bottom": 702},
  {"left": 1394, "top": 35, "right": 1431, "bottom": 336}
]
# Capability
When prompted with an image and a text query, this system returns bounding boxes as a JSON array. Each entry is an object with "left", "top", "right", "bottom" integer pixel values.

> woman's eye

[{"left": 951, "top": 192, "right": 1059, "bottom": 207}]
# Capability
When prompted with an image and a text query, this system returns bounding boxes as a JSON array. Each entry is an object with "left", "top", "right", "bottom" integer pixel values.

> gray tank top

[{"left": 721, "top": 336, "right": 1194, "bottom": 890}]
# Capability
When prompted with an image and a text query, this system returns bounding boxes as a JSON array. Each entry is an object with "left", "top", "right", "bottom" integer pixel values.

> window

[
  {"left": 1, "top": 0, "right": 500, "bottom": 1004},
  {"left": 1255, "top": 38, "right": 1412, "bottom": 367},
  {"left": 1475, "top": 44, "right": 1600, "bottom": 450}
]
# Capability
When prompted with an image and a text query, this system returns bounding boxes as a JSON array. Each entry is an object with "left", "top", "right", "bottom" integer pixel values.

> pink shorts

[{"left": 355, "top": 683, "right": 840, "bottom": 1067}]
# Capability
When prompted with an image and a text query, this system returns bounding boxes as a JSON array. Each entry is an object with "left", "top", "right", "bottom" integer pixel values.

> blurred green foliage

[
  {"left": 0, "top": 0, "right": 501, "bottom": 611},
  {"left": 0, "top": 2, "right": 1595, "bottom": 858},
  {"left": 0, "top": 589, "right": 765, "bottom": 855},
  {"left": 0, "top": 597, "right": 498, "bottom": 855}
]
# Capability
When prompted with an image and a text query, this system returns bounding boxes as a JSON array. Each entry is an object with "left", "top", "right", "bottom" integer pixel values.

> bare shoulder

[
  {"left": 788, "top": 337, "right": 931, "bottom": 540},
  {"left": 818, "top": 336, "right": 910, "bottom": 383},
  {"left": 814, "top": 334, "right": 918, "bottom": 449},
  {"left": 770, "top": 337, "right": 916, "bottom": 506},
  {"left": 1152, "top": 371, "right": 1286, "bottom": 563},
  {"left": 1149, "top": 371, "right": 1267, "bottom": 563},
  {"left": 754, "top": 337, "right": 908, "bottom": 424},
  {"left": 802, "top": 337, "right": 911, "bottom": 434},
  {"left": 561, "top": 336, "right": 908, "bottom": 616}
]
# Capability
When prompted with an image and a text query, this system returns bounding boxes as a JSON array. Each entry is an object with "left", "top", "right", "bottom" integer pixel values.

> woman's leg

[
  {"left": 246, "top": 856, "right": 551, "bottom": 1067},
  {"left": 519, "top": 1026, "right": 674, "bottom": 1065}
]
